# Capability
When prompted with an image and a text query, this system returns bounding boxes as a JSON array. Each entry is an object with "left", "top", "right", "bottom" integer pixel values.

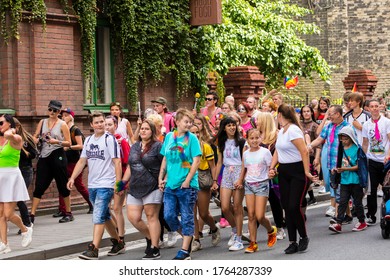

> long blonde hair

[
  {"left": 256, "top": 112, "right": 277, "bottom": 145},
  {"left": 13, "top": 117, "right": 37, "bottom": 157}
]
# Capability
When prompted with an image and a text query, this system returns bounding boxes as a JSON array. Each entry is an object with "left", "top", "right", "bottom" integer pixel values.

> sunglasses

[
  {"left": 0, "top": 121, "right": 4, "bottom": 126},
  {"left": 237, "top": 108, "right": 246, "bottom": 113},
  {"left": 48, "top": 108, "right": 59, "bottom": 113},
  {"left": 205, "top": 98, "right": 214, "bottom": 101}
]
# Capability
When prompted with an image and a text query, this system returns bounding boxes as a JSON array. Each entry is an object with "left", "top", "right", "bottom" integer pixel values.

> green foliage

[
  {"left": 0, "top": 0, "right": 47, "bottom": 42},
  {"left": 205, "top": 0, "right": 331, "bottom": 87}
]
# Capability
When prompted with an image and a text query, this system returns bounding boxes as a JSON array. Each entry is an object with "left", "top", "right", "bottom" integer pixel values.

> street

[{"left": 56, "top": 199, "right": 390, "bottom": 260}]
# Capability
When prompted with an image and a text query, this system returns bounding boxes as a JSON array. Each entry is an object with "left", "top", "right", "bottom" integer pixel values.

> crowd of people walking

[{"left": 1, "top": 90, "right": 389, "bottom": 260}]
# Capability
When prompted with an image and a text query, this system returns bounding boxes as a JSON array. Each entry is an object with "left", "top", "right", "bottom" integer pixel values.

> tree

[{"left": 201, "top": 0, "right": 331, "bottom": 88}]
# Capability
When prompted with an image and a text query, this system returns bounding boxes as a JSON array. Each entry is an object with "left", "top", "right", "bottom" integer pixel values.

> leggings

[
  {"left": 17, "top": 166, "right": 33, "bottom": 226},
  {"left": 33, "top": 148, "right": 70, "bottom": 199},
  {"left": 278, "top": 161, "right": 308, "bottom": 242}
]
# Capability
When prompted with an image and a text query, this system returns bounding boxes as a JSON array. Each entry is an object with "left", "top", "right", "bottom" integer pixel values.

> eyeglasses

[
  {"left": 48, "top": 108, "right": 59, "bottom": 113},
  {"left": 0, "top": 121, "right": 4, "bottom": 126},
  {"left": 205, "top": 98, "right": 214, "bottom": 101}
]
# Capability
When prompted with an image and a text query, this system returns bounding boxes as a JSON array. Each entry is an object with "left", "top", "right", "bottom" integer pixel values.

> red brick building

[{"left": 0, "top": 1, "right": 192, "bottom": 210}]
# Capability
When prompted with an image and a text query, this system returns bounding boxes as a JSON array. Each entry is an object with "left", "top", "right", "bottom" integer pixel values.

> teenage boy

[
  {"left": 362, "top": 99, "right": 390, "bottom": 226},
  {"left": 67, "top": 112, "right": 124, "bottom": 260},
  {"left": 328, "top": 126, "right": 367, "bottom": 233}
]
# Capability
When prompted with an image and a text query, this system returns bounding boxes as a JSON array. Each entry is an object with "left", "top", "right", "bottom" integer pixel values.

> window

[{"left": 84, "top": 20, "right": 114, "bottom": 106}]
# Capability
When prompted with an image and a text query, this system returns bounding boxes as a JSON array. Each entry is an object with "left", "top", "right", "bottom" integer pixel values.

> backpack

[{"left": 342, "top": 144, "right": 369, "bottom": 188}]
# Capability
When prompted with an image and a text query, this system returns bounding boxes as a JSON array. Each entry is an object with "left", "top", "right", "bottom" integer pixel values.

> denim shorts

[
  {"left": 89, "top": 188, "right": 114, "bottom": 224},
  {"left": 244, "top": 180, "right": 270, "bottom": 197}
]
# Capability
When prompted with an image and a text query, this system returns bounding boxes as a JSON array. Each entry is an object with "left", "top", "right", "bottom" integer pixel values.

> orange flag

[{"left": 352, "top": 82, "right": 357, "bottom": 92}]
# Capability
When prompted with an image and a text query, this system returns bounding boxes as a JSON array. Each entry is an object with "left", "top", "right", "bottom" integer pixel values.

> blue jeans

[
  {"left": 89, "top": 188, "right": 114, "bottom": 224},
  {"left": 163, "top": 187, "right": 198, "bottom": 236}
]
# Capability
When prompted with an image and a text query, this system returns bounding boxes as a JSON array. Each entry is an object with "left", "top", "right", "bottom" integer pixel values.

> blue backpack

[{"left": 343, "top": 145, "right": 368, "bottom": 188}]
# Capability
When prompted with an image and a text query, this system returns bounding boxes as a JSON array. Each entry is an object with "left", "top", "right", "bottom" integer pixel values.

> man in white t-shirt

[
  {"left": 67, "top": 112, "right": 123, "bottom": 260},
  {"left": 362, "top": 99, "right": 390, "bottom": 225}
]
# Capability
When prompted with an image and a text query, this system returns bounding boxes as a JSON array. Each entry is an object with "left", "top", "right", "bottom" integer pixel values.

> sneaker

[
  {"left": 298, "top": 237, "right": 309, "bottom": 252},
  {"left": 245, "top": 242, "right": 258, "bottom": 253},
  {"left": 219, "top": 218, "right": 230, "bottom": 228},
  {"left": 325, "top": 206, "right": 335, "bottom": 217},
  {"left": 307, "top": 198, "right": 317, "bottom": 206},
  {"left": 377, "top": 189, "right": 384, "bottom": 197},
  {"left": 59, "top": 214, "right": 74, "bottom": 223},
  {"left": 198, "top": 231, "right": 204, "bottom": 239},
  {"left": 318, "top": 186, "right": 327, "bottom": 194},
  {"left": 145, "top": 238, "right": 152, "bottom": 254},
  {"left": 284, "top": 242, "right": 298, "bottom": 254},
  {"left": 159, "top": 240, "right": 165, "bottom": 249},
  {"left": 213, "top": 197, "right": 221, "bottom": 208},
  {"left": 342, "top": 215, "right": 353, "bottom": 225},
  {"left": 329, "top": 217, "right": 338, "bottom": 225},
  {"left": 228, "top": 233, "right": 237, "bottom": 247},
  {"left": 21, "top": 226, "right": 33, "bottom": 247},
  {"left": 352, "top": 222, "right": 368, "bottom": 232},
  {"left": 267, "top": 226, "right": 277, "bottom": 248},
  {"left": 229, "top": 240, "right": 244, "bottom": 251},
  {"left": 329, "top": 223, "right": 342, "bottom": 233},
  {"left": 173, "top": 249, "right": 191, "bottom": 260},
  {"left": 142, "top": 247, "right": 161, "bottom": 260},
  {"left": 0, "top": 242, "right": 11, "bottom": 254},
  {"left": 29, "top": 214, "right": 35, "bottom": 224},
  {"left": 166, "top": 232, "right": 177, "bottom": 248},
  {"left": 276, "top": 228, "right": 286, "bottom": 240},
  {"left": 52, "top": 211, "right": 65, "bottom": 218},
  {"left": 192, "top": 239, "right": 202, "bottom": 252},
  {"left": 107, "top": 238, "right": 125, "bottom": 256},
  {"left": 366, "top": 217, "right": 376, "bottom": 226},
  {"left": 385, "top": 215, "right": 390, "bottom": 221},
  {"left": 211, "top": 228, "right": 221, "bottom": 246},
  {"left": 79, "top": 243, "right": 99, "bottom": 260}
]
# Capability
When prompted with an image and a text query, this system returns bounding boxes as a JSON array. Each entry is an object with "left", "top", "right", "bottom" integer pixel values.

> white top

[
  {"left": 243, "top": 148, "right": 272, "bottom": 183},
  {"left": 81, "top": 132, "right": 120, "bottom": 189},
  {"left": 223, "top": 139, "right": 242, "bottom": 166},
  {"left": 116, "top": 118, "right": 130, "bottom": 142},
  {"left": 344, "top": 110, "right": 371, "bottom": 145},
  {"left": 275, "top": 124, "right": 304, "bottom": 164},
  {"left": 362, "top": 116, "right": 390, "bottom": 162}
]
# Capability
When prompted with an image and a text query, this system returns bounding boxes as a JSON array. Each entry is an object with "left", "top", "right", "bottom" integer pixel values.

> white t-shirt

[
  {"left": 81, "top": 132, "right": 120, "bottom": 189},
  {"left": 275, "top": 124, "right": 304, "bottom": 164},
  {"left": 243, "top": 148, "right": 272, "bottom": 183},
  {"left": 344, "top": 110, "right": 371, "bottom": 145},
  {"left": 223, "top": 139, "right": 242, "bottom": 166},
  {"left": 116, "top": 118, "right": 130, "bottom": 143},
  {"left": 362, "top": 117, "right": 390, "bottom": 162}
]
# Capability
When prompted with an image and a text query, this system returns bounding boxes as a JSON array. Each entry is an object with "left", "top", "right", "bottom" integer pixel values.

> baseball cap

[
  {"left": 151, "top": 97, "right": 167, "bottom": 105},
  {"left": 61, "top": 108, "right": 75, "bottom": 117},
  {"left": 48, "top": 100, "right": 62, "bottom": 110}
]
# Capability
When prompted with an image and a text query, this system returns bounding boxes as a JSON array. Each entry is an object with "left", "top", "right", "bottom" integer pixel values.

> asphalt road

[{"left": 57, "top": 199, "right": 390, "bottom": 261}]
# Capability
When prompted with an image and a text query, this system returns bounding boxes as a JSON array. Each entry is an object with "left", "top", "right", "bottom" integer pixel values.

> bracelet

[
  {"left": 213, "top": 179, "right": 217, "bottom": 182},
  {"left": 58, "top": 140, "right": 63, "bottom": 146},
  {"left": 115, "top": 180, "right": 128, "bottom": 192}
]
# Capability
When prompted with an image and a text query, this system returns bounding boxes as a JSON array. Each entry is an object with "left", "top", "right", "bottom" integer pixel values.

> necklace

[{"left": 173, "top": 129, "right": 191, "bottom": 168}]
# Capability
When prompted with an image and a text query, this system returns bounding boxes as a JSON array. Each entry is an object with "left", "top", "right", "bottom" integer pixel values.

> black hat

[{"left": 48, "top": 100, "right": 62, "bottom": 110}]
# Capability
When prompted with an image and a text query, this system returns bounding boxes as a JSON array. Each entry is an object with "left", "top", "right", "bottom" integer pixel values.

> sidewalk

[{"left": 0, "top": 187, "right": 330, "bottom": 260}]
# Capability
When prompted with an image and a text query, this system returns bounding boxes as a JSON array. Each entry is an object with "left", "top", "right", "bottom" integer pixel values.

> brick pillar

[
  {"left": 342, "top": 70, "right": 378, "bottom": 100},
  {"left": 223, "top": 66, "right": 265, "bottom": 107}
]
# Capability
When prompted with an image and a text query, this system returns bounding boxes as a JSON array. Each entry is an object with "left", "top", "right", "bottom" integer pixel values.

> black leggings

[
  {"left": 278, "top": 161, "right": 307, "bottom": 242},
  {"left": 268, "top": 186, "right": 285, "bottom": 228},
  {"left": 367, "top": 159, "right": 385, "bottom": 220},
  {"left": 33, "top": 148, "right": 70, "bottom": 199}
]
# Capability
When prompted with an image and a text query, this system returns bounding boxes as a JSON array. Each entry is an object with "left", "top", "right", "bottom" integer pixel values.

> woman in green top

[{"left": 0, "top": 114, "right": 33, "bottom": 254}]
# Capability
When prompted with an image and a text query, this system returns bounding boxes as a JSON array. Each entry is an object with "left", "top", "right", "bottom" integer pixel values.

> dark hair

[
  {"left": 89, "top": 111, "right": 105, "bottom": 123},
  {"left": 277, "top": 104, "right": 301, "bottom": 129},
  {"left": 206, "top": 90, "right": 219, "bottom": 102},
  {"left": 237, "top": 102, "right": 250, "bottom": 113},
  {"left": 246, "top": 128, "right": 260, "bottom": 138},
  {"left": 300, "top": 105, "right": 315, "bottom": 122},
  {"left": 330, "top": 104, "right": 343, "bottom": 115},
  {"left": 348, "top": 92, "right": 364, "bottom": 108},
  {"left": 318, "top": 97, "right": 330, "bottom": 113},
  {"left": 216, "top": 117, "right": 241, "bottom": 154},
  {"left": 110, "top": 102, "right": 124, "bottom": 118},
  {"left": 105, "top": 115, "right": 118, "bottom": 125},
  {"left": 1, "top": 114, "right": 16, "bottom": 128}
]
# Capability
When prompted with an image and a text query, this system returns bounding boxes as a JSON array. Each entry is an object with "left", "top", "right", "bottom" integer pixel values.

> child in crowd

[
  {"left": 328, "top": 126, "right": 367, "bottom": 233},
  {"left": 236, "top": 129, "right": 277, "bottom": 253}
]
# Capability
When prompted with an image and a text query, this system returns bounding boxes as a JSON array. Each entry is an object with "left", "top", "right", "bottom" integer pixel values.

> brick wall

[{"left": 293, "top": 0, "right": 390, "bottom": 101}]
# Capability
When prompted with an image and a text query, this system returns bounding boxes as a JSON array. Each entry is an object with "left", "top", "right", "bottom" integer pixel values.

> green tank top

[{"left": 0, "top": 141, "right": 20, "bottom": 167}]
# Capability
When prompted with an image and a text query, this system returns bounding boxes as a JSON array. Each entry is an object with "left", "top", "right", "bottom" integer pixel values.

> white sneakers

[
  {"left": 325, "top": 206, "right": 336, "bottom": 218},
  {"left": 0, "top": 242, "right": 11, "bottom": 254},
  {"left": 229, "top": 240, "right": 244, "bottom": 251},
  {"left": 166, "top": 231, "right": 177, "bottom": 248},
  {"left": 228, "top": 233, "right": 236, "bottom": 247},
  {"left": 276, "top": 227, "right": 286, "bottom": 240},
  {"left": 21, "top": 226, "right": 33, "bottom": 248}
]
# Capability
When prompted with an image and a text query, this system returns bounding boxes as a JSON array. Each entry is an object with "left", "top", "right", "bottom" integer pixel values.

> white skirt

[{"left": 0, "top": 167, "right": 30, "bottom": 202}]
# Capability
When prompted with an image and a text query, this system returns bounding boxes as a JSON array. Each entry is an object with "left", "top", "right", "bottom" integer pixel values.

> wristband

[
  {"left": 213, "top": 180, "right": 217, "bottom": 182},
  {"left": 115, "top": 180, "right": 128, "bottom": 192}
]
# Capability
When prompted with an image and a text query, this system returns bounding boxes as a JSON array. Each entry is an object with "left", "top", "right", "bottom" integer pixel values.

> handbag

[{"left": 198, "top": 168, "right": 213, "bottom": 190}]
